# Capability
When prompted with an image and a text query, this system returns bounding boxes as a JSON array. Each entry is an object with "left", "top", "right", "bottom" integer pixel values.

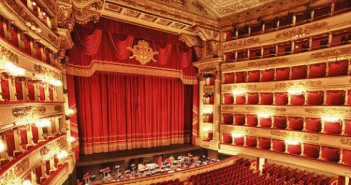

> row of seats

[
  {"left": 0, "top": 15, "right": 54, "bottom": 65},
  {"left": 223, "top": 90, "right": 350, "bottom": 106},
  {"left": 225, "top": 0, "right": 351, "bottom": 40},
  {"left": 150, "top": 179, "right": 181, "bottom": 185},
  {"left": 223, "top": 60, "right": 350, "bottom": 83},
  {"left": 1, "top": 75, "right": 57, "bottom": 101},
  {"left": 221, "top": 136, "right": 351, "bottom": 165},
  {"left": 222, "top": 114, "right": 351, "bottom": 135}
]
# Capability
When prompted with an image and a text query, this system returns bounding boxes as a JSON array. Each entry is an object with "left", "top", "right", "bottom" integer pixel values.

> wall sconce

[
  {"left": 69, "top": 136, "right": 76, "bottom": 142},
  {"left": 321, "top": 117, "right": 340, "bottom": 122},
  {"left": 232, "top": 89, "right": 246, "bottom": 96},
  {"left": 0, "top": 60, "right": 25, "bottom": 76},
  {"left": 22, "top": 180, "right": 32, "bottom": 185},
  {"left": 257, "top": 113, "right": 271, "bottom": 118},
  {"left": 49, "top": 79, "right": 62, "bottom": 86},
  {"left": 0, "top": 140, "right": 5, "bottom": 152},
  {"left": 232, "top": 133, "right": 244, "bottom": 138},
  {"left": 203, "top": 109, "right": 212, "bottom": 114},
  {"left": 65, "top": 108, "right": 75, "bottom": 116},
  {"left": 285, "top": 140, "right": 300, "bottom": 145},
  {"left": 35, "top": 119, "right": 51, "bottom": 127},
  {"left": 57, "top": 150, "right": 69, "bottom": 160},
  {"left": 287, "top": 88, "right": 304, "bottom": 95}
]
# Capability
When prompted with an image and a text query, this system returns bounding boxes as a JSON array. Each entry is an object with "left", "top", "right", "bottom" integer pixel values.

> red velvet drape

[
  {"left": 75, "top": 73, "right": 189, "bottom": 154},
  {"left": 192, "top": 84, "right": 199, "bottom": 144}
]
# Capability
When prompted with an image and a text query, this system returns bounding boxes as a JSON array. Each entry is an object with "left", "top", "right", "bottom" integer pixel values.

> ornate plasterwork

[
  {"left": 274, "top": 80, "right": 322, "bottom": 88},
  {"left": 127, "top": 40, "right": 159, "bottom": 65},
  {"left": 270, "top": 130, "right": 320, "bottom": 142},
  {"left": 12, "top": 106, "right": 47, "bottom": 118},
  {"left": 276, "top": 22, "right": 328, "bottom": 40},
  {"left": 340, "top": 138, "right": 351, "bottom": 146},
  {"left": 311, "top": 46, "right": 351, "bottom": 59},
  {"left": 222, "top": 38, "right": 260, "bottom": 52},
  {"left": 304, "top": 107, "right": 351, "bottom": 117},
  {"left": 179, "top": 34, "right": 203, "bottom": 48},
  {"left": 0, "top": 45, "right": 19, "bottom": 63},
  {"left": 0, "top": 158, "right": 30, "bottom": 185},
  {"left": 34, "top": 64, "right": 62, "bottom": 80}
]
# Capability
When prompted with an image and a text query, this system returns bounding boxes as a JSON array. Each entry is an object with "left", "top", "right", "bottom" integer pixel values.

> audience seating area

[{"left": 164, "top": 158, "right": 338, "bottom": 185}]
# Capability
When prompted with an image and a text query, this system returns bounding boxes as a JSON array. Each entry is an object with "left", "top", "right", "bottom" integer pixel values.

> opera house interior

[{"left": 0, "top": 0, "right": 351, "bottom": 184}]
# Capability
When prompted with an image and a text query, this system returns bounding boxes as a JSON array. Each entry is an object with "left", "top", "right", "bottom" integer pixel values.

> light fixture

[
  {"left": 35, "top": 119, "right": 51, "bottom": 127},
  {"left": 66, "top": 108, "right": 75, "bottom": 116},
  {"left": 42, "top": 12, "right": 46, "bottom": 16},
  {"left": 57, "top": 150, "right": 69, "bottom": 159},
  {"left": 32, "top": 1, "right": 36, "bottom": 6},
  {"left": 257, "top": 113, "right": 271, "bottom": 118},
  {"left": 285, "top": 140, "right": 300, "bottom": 145},
  {"left": 321, "top": 117, "right": 340, "bottom": 122},
  {"left": 232, "top": 89, "right": 246, "bottom": 96},
  {"left": 35, "top": 28, "right": 41, "bottom": 33},
  {"left": 69, "top": 136, "right": 76, "bottom": 142},
  {"left": 287, "top": 88, "right": 304, "bottom": 95},
  {"left": 0, "top": 140, "right": 5, "bottom": 152},
  {"left": 50, "top": 79, "right": 62, "bottom": 86},
  {"left": 203, "top": 109, "right": 212, "bottom": 114},
  {"left": 22, "top": 180, "right": 32, "bottom": 185},
  {"left": 3, "top": 61, "right": 25, "bottom": 76},
  {"left": 232, "top": 133, "right": 244, "bottom": 138}
]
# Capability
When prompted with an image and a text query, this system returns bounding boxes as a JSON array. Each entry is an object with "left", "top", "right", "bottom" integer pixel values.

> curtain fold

[
  {"left": 75, "top": 28, "right": 103, "bottom": 56},
  {"left": 107, "top": 33, "right": 134, "bottom": 60},
  {"left": 192, "top": 84, "right": 199, "bottom": 144},
  {"left": 75, "top": 73, "right": 188, "bottom": 154}
]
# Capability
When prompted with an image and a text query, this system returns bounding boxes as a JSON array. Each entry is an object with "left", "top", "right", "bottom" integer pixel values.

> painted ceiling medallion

[{"left": 127, "top": 40, "right": 159, "bottom": 65}]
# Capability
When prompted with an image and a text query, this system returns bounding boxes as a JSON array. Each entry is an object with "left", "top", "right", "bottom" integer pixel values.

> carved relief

[
  {"left": 127, "top": 40, "right": 159, "bottom": 65},
  {"left": 34, "top": 64, "right": 62, "bottom": 80},
  {"left": 222, "top": 106, "right": 234, "bottom": 111},
  {"left": 311, "top": 46, "right": 351, "bottom": 59},
  {"left": 55, "top": 105, "right": 63, "bottom": 112},
  {"left": 179, "top": 34, "right": 203, "bottom": 48},
  {"left": 222, "top": 38, "right": 260, "bottom": 51},
  {"left": 194, "top": 27, "right": 219, "bottom": 41},
  {"left": 271, "top": 130, "right": 320, "bottom": 142},
  {"left": 0, "top": 45, "right": 19, "bottom": 63},
  {"left": 246, "top": 107, "right": 286, "bottom": 113},
  {"left": 340, "top": 138, "right": 351, "bottom": 146},
  {"left": 304, "top": 107, "right": 351, "bottom": 117},
  {"left": 12, "top": 106, "right": 46, "bottom": 118},
  {"left": 73, "top": 7, "right": 101, "bottom": 25},
  {"left": 221, "top": 125, "right": 233, "bottom": 133},
  {"left": 232, "top": 126, "right": 256, "bottom": 134},
  {"left": 206, "top": 41, "right": 219, "bottom": 56},
  {"left": 274, "top": 80, "right": 322, "bottom": 88},
  {"left": 247, "top": 58, "right": 288, "bottom": 67},
  {"left": 57, "top": 4, "right": 75, "bottom": 30},
  {"left": 276, "top": 22, "right": 328, "bottom": 39},
  {"left": 222, "top": 84, "right": 257, "bottom": 91}
]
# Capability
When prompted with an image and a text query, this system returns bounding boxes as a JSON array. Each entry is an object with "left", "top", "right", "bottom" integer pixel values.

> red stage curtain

[
  {"left": 248, "top": 70, "right": 260, "bottom": 82},
  {"left": 1, "top": 78, "right": 10, "bottom": 100},
  {"left": 234, "top": 114, "right": 245, "bottom": 125},
  {"left": 192, "top": 85, "right": 198, "bottom": 144},
  {"left": 246, "top": 136, "right": 257, "bottom": 147},
  {"left": 75, "top": 73, "right": 189, "bottom": 154},
  {"left": 0, "top": 16, "right": 5, "bottom": 38},
  {"left": 107, "top": 33, "right": 134, "bottom": 60},
  {"left": 276, "top": 67, "right": 290, "bottom": 81},
  {"left": 247, "top": 115, "right": 258, "bottom": 127},
  {"left": 35, "top": 43, "right": 42, "bottom": 60},
  {"left": 45, "top": 48, "right": 51, "bottom": 64},
  {"left": 247, "top": 93, "right": 259, "bottom": 104},
  {"left": 348, "top": 90, "right": 351, "bottom": 105},
  {"left": 273, "top": 116, "right": 287, "bottom": 129},
  {"left": 39, "top": 84, "right": 45, "bottom": 101}
]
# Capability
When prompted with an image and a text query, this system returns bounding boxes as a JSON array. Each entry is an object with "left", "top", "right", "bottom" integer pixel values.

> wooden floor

[{"left": 76, "top": 144, "right": 202, "bottom": 167}]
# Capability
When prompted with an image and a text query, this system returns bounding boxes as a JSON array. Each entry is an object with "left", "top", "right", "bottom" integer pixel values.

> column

[
  {"left": 234, "top": 51, "right": 238, "bottom": 61},
  {"left": 262, "top": 23, "right": 265, "bottom": 33},
  {"left": 276, "top": 20, "right": 280, "bottom": 30},
  {"left": 291, "top": 41, "right": 295, "bottom": 54},
  {"left": 199, "top": 76, "right": 205, "bottom": 141},
  {"left": 45, "top": 83, "right": 50, "bottom": 101},
  {"left": 309, "top": 37, "right": 313, "bottom": 50},
  {"left": 331, "top": 1, "right": 335, "bottom": 16},
  {"left": 213, "top": 72, "right": 221, "bottom": 142},
  {"left": 328, "top": 32, "right": 333, "bottom": 47},
  {"left": 292, "top": 13, "right": 296, "bottom": 26},
  {"left": 22, "top": 79, "right": 29, "bottom": 101},
  {"left": 311, "top": 10, "right": 315, "bottom": 21},
  {"left": 248, "top": 26, "right": 251, "bottom": 36},
  {"left": 9, "top": 77, "right": 17, "bottom": 101}
]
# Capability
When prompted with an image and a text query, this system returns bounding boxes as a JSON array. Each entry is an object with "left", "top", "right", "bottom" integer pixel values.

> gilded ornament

[
  {"left": 222, "top": 106, "right": 234, "bottom": 111},
  {"left": 223, "top": 38, "right": 260, "bottom": 51},
  {"left": 247, "top": 58, "right": 288, "bottom": 67},
  {"left": 276, "top": 22, "right": 328, "bottom": 39},
  {"left": 127, "top": 40, "right": 159, "bottom": 65},
  {"left": 0, "top": 45, "right": 19, "bottom": 63},
  {"left": 340, "top": 138, "right": 351, "bottom": 146},
  {"left": 34, "top": 64, "right": 61, "bottom": 79},
  {"left": 311, "top": 47, "right": 351, "bottom": 59},
  {"left": 12, "top": 106, "right": 46, "bottom": 118}
]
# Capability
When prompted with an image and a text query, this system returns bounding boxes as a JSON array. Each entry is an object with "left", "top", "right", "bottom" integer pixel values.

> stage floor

[{"left": 76, "top": 144, "right": 202, "bottom": 167}]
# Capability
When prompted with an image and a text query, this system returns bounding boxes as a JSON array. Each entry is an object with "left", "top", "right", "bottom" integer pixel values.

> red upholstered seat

[
  {"left": 276, "top": 67, "right": 290, "bottom": 81},
  {"left": 234, "top": 136, "right": 244, "bottom": 146},
  {"left": 305, "top": 118, "right": 321, "bottom": 133},
  {"left": 224, "top": 73, "right": 234, "bottom": 83},
  {"left": 342, "top": 149, "right": 351, "bottom": 166},
  {"left": 248, "top": 70, "right": 260, "bottom": 82},
  {"left": 345, "top": 120, "right": 351, "bottom": 136},
  {"left": 307, "top": 91, "right": 324, "bottom": 105},
  {"left": 261, "top": 69, "right": 275, "bottom": 82},
  {"left": 303, "top": 144, "right": 320, "bottom": 158},
  {"left": 222, "top": 133, "right": 232, "bottom": 144},
  {"left": 328, "top": 60, "right": 348, "bottom": 77},
  {"left": 226, "top": 53, "right": 234, "bottom": 62},
  {"left": 258, "top": 138, "right": 271, "bottom": 150},
  {"left": 309, "top": 63, "right": 326, "bottom": 78},
  {"left": 248, "top": 93, "right": 259, "bottom": 104},
  {"left": 275, "top": 92, "right": 288, "bottom": 105},
  {"left": 260, "top": 117, "right": 272, "bottom": 128},
  {"left": 15, "top": 81, "right": 23, "bottom": 100},
  {"left": 288, "top": 117, "right": 304, "bottom": 130},
  {"left": 348, "top": 90, "right": 351, "bottom": 105},
  {"left": 247, "top": 115, "right": 258, "bottom": 127},
  {"left": 235, "top": 72, "right": 247, "bottom": 83},
  {"left": 291, "top": 65, "right": 307, "bottom": 79},
  {"left": 246, "top": 136, "right": 257, "bottom": 147},
  {"left": 261, "top": 93, "right": 273, "bottom": 105},
  {"left": 208, "top": 114, "right": 213, "bottom": 122},
  {"left": 273, "top": 116, "right": 287, "bottom": 129},
  {"left": 223, "top": 114, "right": 233, "bottom": 124},
  {"left": 1, "top": 77, "right": 10, "bottom": 100},
  {"left": 324, "top": 121, "right": 342, "bottom": 134},
  {"left": 287, "top": 144, "right": 301, "bottom": 155},
  {"left": 290, "top": 94, "right": 305, "bottom": 105},
  {"left": 321, "top": 147, "right": 340, "bottom": 162},
  {"left": 234, "top": 114, "right": 245, "bottom": 125},
  {"left": 272, "top": 140, "right": 285, "bottom": 152},
  {"left": 209, "top": 76, "right": 215, "bottom": 85},
  {"left": 224, "top": 94, "right": 234, "bottom": 104},
  {"left": 326, "top": 90, "right": 345, "bottom": 105},
  {"left": 209, "top": 95, "right": 214, "bottom": 104},
  {"left": 236, "top": 95, "right": 246, "bottom": 104}
]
